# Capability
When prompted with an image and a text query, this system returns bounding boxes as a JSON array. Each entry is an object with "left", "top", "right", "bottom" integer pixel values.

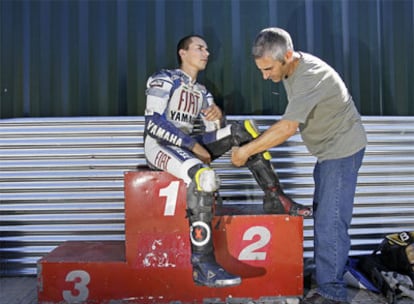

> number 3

[{"left": 62, "top": 270, "right": 90, "bottom": 302}]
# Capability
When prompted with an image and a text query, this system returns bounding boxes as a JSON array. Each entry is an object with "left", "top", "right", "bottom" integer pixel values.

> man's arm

[{"left": 231, "top": 119, "right": 299, "bottom": 167}]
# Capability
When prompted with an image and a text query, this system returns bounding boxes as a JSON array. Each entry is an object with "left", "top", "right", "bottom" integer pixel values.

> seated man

[{"left": 144, "top": 34, "right": 312, "bottom": 288}]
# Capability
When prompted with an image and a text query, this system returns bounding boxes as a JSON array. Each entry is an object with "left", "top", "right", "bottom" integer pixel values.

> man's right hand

[
  {"left": 192, "top": 143, "right": 212, "bottom": 164},
  {"left": 231, "top": 146, "right": 246, "bottom": 167}
]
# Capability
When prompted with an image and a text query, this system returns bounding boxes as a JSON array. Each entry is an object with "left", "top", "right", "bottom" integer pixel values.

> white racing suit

[{"left": 144, "top": 69, "right": 220, "bottom": 185}]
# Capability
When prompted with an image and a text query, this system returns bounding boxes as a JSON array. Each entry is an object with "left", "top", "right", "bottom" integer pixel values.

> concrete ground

[
  {"left": 1, "top": 276, "right": 412, "bottom": 304},
  {"left": 0, "top": 277, "right": 37, "bottom": 304}
]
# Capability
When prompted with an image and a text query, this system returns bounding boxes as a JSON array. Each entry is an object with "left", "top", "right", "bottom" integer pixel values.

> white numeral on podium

[
  {"left": 62, "top": 270, "right": 90, "bottom": 303},
  {"left": 159, "top": 182, "right": 272, "bottom": 262},
  {"left": 159, "top": 181, "right": 180, "bottom": 216},
  {"left": 238, "top": 226, "right": 271, "bottom": 261}
]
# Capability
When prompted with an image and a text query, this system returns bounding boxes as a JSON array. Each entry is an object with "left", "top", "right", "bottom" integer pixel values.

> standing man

[
  {"left": 144, "top": 34, "right": 311, "bottom": 288},
  {"left": 232, "top": 27, "right": 367, "bottom": 304}
]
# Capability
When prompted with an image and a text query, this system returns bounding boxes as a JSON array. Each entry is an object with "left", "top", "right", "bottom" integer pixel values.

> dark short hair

[{"left": 176, "top": 34, "right": 205, "bottom": 66}]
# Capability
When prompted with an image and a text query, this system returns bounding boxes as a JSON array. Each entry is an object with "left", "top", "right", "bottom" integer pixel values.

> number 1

[{"left": 159, "top": 181, "right": 180, "bottom": 216}]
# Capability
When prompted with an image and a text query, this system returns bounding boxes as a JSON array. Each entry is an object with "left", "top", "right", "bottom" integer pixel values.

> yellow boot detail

[{"left": 243, "top": 120, "right": 272, "bottom": 160}]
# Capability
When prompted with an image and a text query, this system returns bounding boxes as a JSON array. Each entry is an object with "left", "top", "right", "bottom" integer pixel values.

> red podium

[{"left": 38, "top": 170, "right": 304, "bottom": 303}]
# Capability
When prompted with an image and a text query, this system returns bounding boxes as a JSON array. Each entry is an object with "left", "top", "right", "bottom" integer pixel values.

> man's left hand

[{"left": 201, "top": 104, "right": 222, "bottom": 121}]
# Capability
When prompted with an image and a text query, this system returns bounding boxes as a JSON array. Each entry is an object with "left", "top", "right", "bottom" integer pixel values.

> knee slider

[{"left": 194, "top": 167, "right": 220, "bottom": 193}]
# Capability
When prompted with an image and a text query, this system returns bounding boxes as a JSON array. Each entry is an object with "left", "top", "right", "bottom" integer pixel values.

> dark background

[{"left": 1, "top": 0, "right": 413, "bottom": 118}]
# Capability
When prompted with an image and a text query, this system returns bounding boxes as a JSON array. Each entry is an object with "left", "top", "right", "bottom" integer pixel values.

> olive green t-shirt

[{"left": 282, "top": 52, "right": 367, "bottom": 161}]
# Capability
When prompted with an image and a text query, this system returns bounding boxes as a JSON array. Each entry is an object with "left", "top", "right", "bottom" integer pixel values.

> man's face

[
  {"left": 255, "top": 55, "right": 288, "bottom": 83},
  {"left": 181, "top": 37, "right": 210, "bottom": 71}
]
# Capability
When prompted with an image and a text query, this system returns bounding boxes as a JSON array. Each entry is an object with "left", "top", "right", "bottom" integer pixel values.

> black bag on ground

[
  {"left": 356, "top": 231, "right": 414, "bottom": 304},
  {"left": 374, "top": 231, "right": 414, "bottom": 280}
]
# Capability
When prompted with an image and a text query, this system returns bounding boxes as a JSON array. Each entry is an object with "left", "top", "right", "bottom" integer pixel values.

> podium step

[
  {"left": 38, "top": 241, "right": 130, "bottom": 303},
  {"left": 38, "top": 171, "right": 304, "bottom": 303}
]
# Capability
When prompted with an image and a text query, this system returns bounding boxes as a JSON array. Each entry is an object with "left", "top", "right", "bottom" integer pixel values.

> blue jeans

[{"left": 313, "top": 148, "right": 365, "bottom": 302}]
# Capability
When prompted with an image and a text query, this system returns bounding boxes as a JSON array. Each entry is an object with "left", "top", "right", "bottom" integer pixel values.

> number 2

[{"left": 238, "top": 226, "right": 271, "bottom": 261}]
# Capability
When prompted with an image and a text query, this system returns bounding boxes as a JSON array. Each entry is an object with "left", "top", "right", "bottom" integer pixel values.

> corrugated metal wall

[
  {"left": 1, "top": 0, "right": 414, "bottom": 118},
  {"left": 1, "top": 116, "right": 413, "bottom": 276}
]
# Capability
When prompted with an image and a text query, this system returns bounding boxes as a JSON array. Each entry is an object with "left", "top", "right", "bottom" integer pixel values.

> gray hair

[{"left": 252, "top": 27, "right": 294, "bottom": 61}]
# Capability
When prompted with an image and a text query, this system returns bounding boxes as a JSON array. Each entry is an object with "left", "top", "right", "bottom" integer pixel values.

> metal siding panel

[
  {"left": 2, "top": 1, "right": 414, "bottom": 118},
  {"left": 1, "top": 116, "right": 413, "bottom": 275}
]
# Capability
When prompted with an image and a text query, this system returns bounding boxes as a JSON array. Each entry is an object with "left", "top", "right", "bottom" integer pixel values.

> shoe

[
  {"left": 302, "top": 293, "right": 349, "bottom": 304},
  {"left": 263, "top": 190, "right": 313, "bottom": 217},
  {"left": 192, "top": 260, "right": 241, "bottom": 288}
]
